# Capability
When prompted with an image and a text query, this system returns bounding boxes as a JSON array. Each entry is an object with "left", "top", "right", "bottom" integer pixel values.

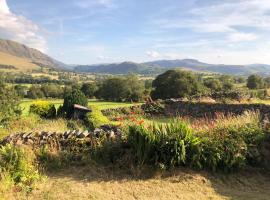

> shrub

[
  {"left": 0, "top": 145, "right": 40, "bottom": 191},
  {"left": 85, "top": 106, "right": 110, "bottom": 130},
  {"left": 62, "top": 89, "right": 88, "bottom": 118},
  {"left": 127, "top": 113, "right": 266, "bottom": 171},
  {"left": 141, "top": 101, "right": 164, "bottom": 115},
  {"left": 0, "top": 83, "right": 21, "bottom": 124},
  {"left": 128, "top": 119, "right": 200, "bottom": 168},
  {"left": 29, "top": 100, "right": 56, "bottom": 119}
]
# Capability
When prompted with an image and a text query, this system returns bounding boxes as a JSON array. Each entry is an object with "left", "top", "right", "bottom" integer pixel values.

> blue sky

[{"left": 1, "top": 0, "right": 270, "bottom": 65}]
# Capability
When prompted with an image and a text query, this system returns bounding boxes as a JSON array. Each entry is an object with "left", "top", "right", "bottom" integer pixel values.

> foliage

[
  {"left": 62, "top": 89, "right": 88, "bottom": 118},
  {"left": 151, "top": 70, "right": 203, "bottom": 100},
  {"left": 127, "top": 113, "right": 266, "bottom": 171},
  {"left": 203, "top": 78, "right": 222, "bottom": 92},
  {"left": 128, "top": 120, "right": 200, "bottom": 168},
  {"left": 81, "top": 82, "right": 98, "bottom": 98},
  {"left": 0, "top": 83, "right": 21, "bottom": 125},
  {"left": 141, "top": 101, "right": 165, "bottom": 115},
  {"left": 27, "top": 85, "right": 45, "bottom": 99},
  {"left": 247, "top": 74, "right": 264, "bottom": 89},
  {"left": 97, "top": 75, "right": 145, "bottom": 102},
  {"left": 85, "top": 106, "right": 110, "bottom": 130},
  {"left": 29, "top": 100, "right": 56, "bottom": 119},
  {"left": 0, "top": 145, "right": 40, "bottom": 191},
  {"left": 41, "top": 83, "right": 64, "bottom": 98}
]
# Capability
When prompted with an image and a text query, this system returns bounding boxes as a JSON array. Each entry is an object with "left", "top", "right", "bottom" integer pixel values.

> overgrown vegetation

[
  {"left": 127, "top": 112, "right": 267, "bottom": 172},
  {"left": 0, "top": 145, "right": 40, "bottom": 193},
  {"left": 85, "top": 106, "right": 110, "bottom": 130},
  {"left": 29, "top": 100, "right": 56, "bottom": 119}
]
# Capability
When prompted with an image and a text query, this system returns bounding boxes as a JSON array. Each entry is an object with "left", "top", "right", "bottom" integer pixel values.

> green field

[{"left": 20, "top": 99, "right": 141, "bottom": 115}]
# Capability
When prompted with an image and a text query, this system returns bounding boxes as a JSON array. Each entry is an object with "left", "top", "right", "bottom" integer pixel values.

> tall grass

[
  {"left": 0, "top": 145, "right": 40, "bottom": 193},
  {"left": 127, "top": 111, "right": 266, "bottom": 171}
]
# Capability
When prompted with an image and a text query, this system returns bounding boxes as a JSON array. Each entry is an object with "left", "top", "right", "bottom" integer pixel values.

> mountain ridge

[
  {"left": 0, "top": 39, "right": 66, "bottom": 71},
  {"left": 74, "top": 59, "right": 270, "bottom": 76}
]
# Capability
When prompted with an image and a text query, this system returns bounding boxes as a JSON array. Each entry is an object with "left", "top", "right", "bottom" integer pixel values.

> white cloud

[
  {"left": 146, "top": 50, "right": 161, "bottom": 58},
  {"left": 154, "top": 0, "right": 270, "bottom": 35},
  {"left": 228, "top": 32, "right": 258, "bottom": 42},
  {"left": 0, "top": 0, "right": 46, "bottom": 52}
]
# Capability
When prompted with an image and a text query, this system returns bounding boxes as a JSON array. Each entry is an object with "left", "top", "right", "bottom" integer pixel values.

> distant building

[{"left": 72, "top": 104, "right": 91, "bottom": 119}]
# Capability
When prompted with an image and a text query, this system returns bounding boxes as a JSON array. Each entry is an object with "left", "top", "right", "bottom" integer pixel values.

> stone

[{"left": 78, "top": 131, "right": 89, "bottom": 138}]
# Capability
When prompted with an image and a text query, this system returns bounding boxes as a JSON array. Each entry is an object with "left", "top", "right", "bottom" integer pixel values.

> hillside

[
  {"left": 0, "top": 52, "right": 40, "bottom": 71},
  {"left": 0, "top": 39, "right": 66, "bottom": 72},
  {"left": 75, "top": 61, "right": 165, "bottom": 75},
  {"left": 74, "top": 59, "right": 270, "bottom": 76}
]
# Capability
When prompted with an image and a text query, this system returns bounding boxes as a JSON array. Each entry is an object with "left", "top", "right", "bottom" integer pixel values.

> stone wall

[
  {"left": 164, "top": 100, "right": 270, "bottom": 118},
  {"left": 0, "top": 125, "right": 122, "bottom": 149}
]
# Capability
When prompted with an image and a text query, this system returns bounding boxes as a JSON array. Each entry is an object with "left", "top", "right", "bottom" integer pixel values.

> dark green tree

[
  {"left": 151, "top": 70, "right": 202, "bottom": 99},
  {"left": 247, "top": 74, "right": 264, "bottom": 89},
  {"left": 62, "top": 89, "right": 88, "bottom": 118},
  {"left": 203, "top": 78, "right": 222, "bottom": 92},
  {"left": 98, "top": 77, "right": 129, "bottom": 102},
  {"left": 125, "top": 74, "right": 145, "bottom": 102},
  {"left": 81, "top": 82, "right": 97, "bottom": 98},
  {"left": 27, "top": 85, "right": 44, "bottom": 99}
]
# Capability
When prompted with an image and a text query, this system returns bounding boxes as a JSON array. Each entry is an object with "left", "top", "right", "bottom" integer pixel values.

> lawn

[{"left": 20, "top": 99, "right": 141, "bottom": 115}]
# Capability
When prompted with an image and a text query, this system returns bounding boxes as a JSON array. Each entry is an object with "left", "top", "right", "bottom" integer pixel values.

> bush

[
  {"left": 0, "top": 145, "right": 40, "bottom": 191},
  {"left": 0, "top": 83, "right": 21, "bottom": 124},
  {"left": 127, "top": 114, "right": 266, "bottom": 171},
  {"left": 128, "top": 120, "right": 200, "bottom": 168},
  {"left": 85, "top": 106, "right": 110, "bottom": 130},
  {"left": 141, "top": 101, "right": 164, "bottom": 115},
  {"left": 62, "top": 89, "right": 88, "bottom": 118},
  {"left": 29, "top": 100, "right": 56, "bottom": 119}
]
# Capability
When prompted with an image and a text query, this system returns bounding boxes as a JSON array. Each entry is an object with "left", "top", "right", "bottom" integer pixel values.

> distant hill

[
  {"left": 74, "top": 59, "right": 270, "bottom": 76},
  {"left": 75, "top": 61, "right": 165, "bottom": 75},
  {"left": 0, "top": 39, "right": 66, "bottom": 72}
]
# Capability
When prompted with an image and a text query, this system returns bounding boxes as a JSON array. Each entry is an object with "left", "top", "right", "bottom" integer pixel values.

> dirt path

[{"left": 4, "top": 166, "right": 270, "bottom": 200}]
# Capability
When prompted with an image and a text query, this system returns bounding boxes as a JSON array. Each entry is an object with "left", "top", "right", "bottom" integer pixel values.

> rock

[{"left": 78, "top": 131, "right": 89, "bottom": 138}]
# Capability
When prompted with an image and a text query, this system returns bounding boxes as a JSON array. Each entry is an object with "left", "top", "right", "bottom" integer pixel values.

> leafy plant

[
  {"left": 29, "top": 100, "right": 56, "bottom": 119},
  {"left": 85, "top": 106, "right": 110, "bottom": 130},
  {"left": 0, "top": 145, "right": 40, "bottom": 191}
]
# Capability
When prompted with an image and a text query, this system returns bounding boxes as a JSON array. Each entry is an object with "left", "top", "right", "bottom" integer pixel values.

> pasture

[{"left": 20, "top": 99, "right": 141, "bottom": 115}]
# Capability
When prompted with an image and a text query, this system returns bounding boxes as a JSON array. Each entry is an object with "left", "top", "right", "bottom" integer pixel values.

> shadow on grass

[{"left": 44, "top": 162, "right": 270, "bottom": 200}]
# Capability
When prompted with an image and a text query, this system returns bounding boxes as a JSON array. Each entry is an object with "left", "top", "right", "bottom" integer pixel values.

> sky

[{"left": 1, "top": 0, "right": 270, "bottom": 65}]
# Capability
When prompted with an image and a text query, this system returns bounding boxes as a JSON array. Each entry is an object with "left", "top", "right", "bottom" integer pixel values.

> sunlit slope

[{"left": 0, "top": 51, "right": 39, "bottom": 72}]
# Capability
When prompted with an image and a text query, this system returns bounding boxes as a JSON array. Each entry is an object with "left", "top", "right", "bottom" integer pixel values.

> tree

[
  {"left": 98, "top": 77, "right": 129, "bottom": 102},
  {"left": 151, "top": 70, "right": 202, "bottom": 100},
  {"left": 264, "top": 77, "right": 270, "bottom": 88},
  {"left": 203, "top": 78, "right": 222, "bottom": 92},
  {"left": 97, "top": 75, "right": 145, "bottom": 102},
  {"left": 0, "top": 83, "right": 21, "bottom": 124},
  {"left": 222, "top": 81, "right": 234, "bottom": 91},
  {"left": 247, "top": 74, "right": 264, "bottom": 89},
  {"left": 81, "top": 82, "right": 97, "bottom": 98},
  {"left": 125, "top": 74, "right": 145, "bottom": 102},
  {"left": 27, "top": 85, "right": 44, "bottom": 99},
  {"left": 41, "top": 84, "right": 64, "bottom": 98},
  {"left": 62, "top": 89, "right": 88, "bottom": 118},
  {"left": 14, "top": 85, "right": 28, "bottom": 97}
]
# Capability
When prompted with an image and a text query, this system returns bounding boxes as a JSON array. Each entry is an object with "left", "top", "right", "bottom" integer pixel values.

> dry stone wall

[
  {"left": 0, "top": 125, "right": 122, "bottom": 149},
  {"left": 165, "top": 100, "right": 270, "bottom": 118}
]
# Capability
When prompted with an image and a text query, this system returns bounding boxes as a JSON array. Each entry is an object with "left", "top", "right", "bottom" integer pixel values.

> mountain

[
  {"left": 74, "top": 59, "right": 270, "bottom": 76},
  {"left": 0, "top": 39, "right": 66, "bottom": 72},
  {"left": 75, "top": 61, "right": 164, "bottom": 75}
]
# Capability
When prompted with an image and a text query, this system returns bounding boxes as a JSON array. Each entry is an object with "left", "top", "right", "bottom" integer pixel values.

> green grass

[{"left": 20, "top": 99, "right": 141, "bottom": 116}]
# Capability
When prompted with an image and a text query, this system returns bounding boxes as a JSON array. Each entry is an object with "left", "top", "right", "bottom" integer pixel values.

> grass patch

[{"left": 20, "top": 99, "right": 140, "bottom": 116}]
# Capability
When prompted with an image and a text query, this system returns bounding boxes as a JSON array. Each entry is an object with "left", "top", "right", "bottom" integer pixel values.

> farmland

[
  {"left": 20, "top": 99, "right": 141, "bottom": 115},
  {"left": 2, "top": 68, "right": 270, "bottom": 200}
]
